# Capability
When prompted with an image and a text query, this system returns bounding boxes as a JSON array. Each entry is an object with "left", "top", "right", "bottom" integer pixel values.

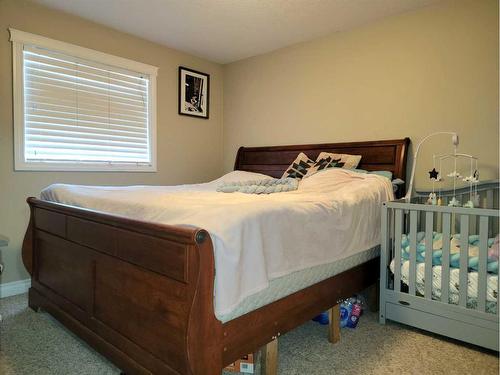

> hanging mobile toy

[
  {"left": 430, "top": 148, "right": 479, "bottom": 208},
  {"left": 427, "top": 157, "right": 442, "bottom": 205}
]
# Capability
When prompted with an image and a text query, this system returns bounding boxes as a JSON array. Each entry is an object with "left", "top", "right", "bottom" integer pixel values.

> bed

[{"left": 22, "top": 138, "right": 409, "bottom": 375}]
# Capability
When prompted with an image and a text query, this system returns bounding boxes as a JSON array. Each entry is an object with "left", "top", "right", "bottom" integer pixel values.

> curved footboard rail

[{"left": 22, "top": 197, "right": 222, "bottom": 375}]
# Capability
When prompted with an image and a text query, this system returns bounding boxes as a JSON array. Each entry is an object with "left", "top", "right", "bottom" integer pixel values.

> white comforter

[{"left": 40, "top": 169, "right": 394, "bottom": 317}]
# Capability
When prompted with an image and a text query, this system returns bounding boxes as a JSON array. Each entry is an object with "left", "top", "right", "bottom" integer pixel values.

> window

[{"left": 10, "top": 29, "right": 158, "bottom": 171}]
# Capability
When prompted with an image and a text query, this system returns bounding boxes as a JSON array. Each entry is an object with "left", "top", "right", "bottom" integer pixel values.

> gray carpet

[{"left": 0, "top": 294, "right": 498, "bottom": 374}]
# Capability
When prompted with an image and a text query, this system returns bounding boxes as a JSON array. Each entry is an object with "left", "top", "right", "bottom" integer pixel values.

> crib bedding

[
  {"left": 389, "top": 259, "right": 498, "bottom": 312},
  {"left": 392, "top": 231, "right": 499, "bottom": 311},
  {"left": 40, "top": 168, "right": 394, "bottom": 318},
  {"left": 399, "top": 231, "right": 499, "bottom": 274}
]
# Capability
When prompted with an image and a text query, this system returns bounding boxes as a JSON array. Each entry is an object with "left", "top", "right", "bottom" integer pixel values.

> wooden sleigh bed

[{"left": 22, "top": 138, "right": 409, "bottom": 375}]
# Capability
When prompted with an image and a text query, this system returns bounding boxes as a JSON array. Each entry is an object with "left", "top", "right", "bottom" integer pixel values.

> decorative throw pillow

[
  {"left": 281, "top": 152, "right": 315, "bottom": 179},
  {"left": 304, "top": 155, "right": 345, "bottom": 178},
  {"left": 316, "top": 152, "right": 362, "bottom": 169}
]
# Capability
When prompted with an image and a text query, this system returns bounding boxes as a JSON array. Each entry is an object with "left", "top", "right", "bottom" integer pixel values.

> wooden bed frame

[{"left": 22, "top": 138, "right": 409, "bottom": 375}]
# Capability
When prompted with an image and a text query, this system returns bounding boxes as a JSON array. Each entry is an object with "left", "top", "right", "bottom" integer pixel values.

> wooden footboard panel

[{"left": 22, "top": 198, "right": 222, "bottom": 375}]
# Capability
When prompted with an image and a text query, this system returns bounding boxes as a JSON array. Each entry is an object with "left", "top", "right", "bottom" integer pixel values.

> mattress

[
  {"left": 390, "top": 259, "right": 498, "bottom": 312},
  {"left": 218, "top": 246, "right": 379, "bottom": 322},
  {"left": 40, "top": 168, "right": 394, "bottom": 318}
]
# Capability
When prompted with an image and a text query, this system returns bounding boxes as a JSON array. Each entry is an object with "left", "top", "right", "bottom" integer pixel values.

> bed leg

[
  {"left": 260, "top": 338, "right": 278, "bottom": 375},
  {"left": 28, "top": 288, "right": 42, "bottom": 312},
  {"left": 328, "top": 304, "right": 340, "bottom": 344}
]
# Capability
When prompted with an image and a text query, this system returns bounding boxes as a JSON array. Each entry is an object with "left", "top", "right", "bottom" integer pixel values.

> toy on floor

[
  {"left": 312, "top": 311, "right": 330, "bottom": 325},
  {"left": 312, "top": 295, "right": 365, "bottom": 328}
]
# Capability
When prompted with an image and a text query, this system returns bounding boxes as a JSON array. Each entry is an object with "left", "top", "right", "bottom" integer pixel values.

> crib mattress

[
  {"left": 390, "top": 259, "right": 498, "bottom": 312},
  {"left": 217, "top": 246, "right": 379, "bottom": 322}
]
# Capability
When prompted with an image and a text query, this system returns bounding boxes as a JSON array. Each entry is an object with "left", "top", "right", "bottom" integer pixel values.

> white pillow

[
  {"left": 316, "top": 152, "right": 362, "bottom": 169},
  {"left": 217, "top": 170, "right": 272, "bottom": 184}
]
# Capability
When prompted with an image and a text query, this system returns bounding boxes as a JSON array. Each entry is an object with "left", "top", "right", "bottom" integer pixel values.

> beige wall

[
  {"left": 1, "top": 0, "right": 498, "bottom": 286},
  {"left": 0, "top": 0, "right": 224, "bottom": 284},
  {"left": 223, "top": 0, "right": 499, "bottom": 188}
]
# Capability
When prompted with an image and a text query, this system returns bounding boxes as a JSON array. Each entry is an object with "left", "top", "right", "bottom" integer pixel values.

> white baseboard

[{"left": 0, "top": 279, "right": 31, "bottom": 298}]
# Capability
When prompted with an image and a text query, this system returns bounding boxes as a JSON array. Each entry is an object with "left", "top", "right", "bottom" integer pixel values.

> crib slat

[
  {"left": 380, "top": 203, "right": 389, "bottom": 292},
  {"left": 477, "top": 216, "right": 488, "bottom": 312},
  {"left": 394, "top": 209, "right": 403, "bottom": 292},
  {"left": 441, "top": 213, "right": 451, "bottom": 304},
  {"left": 409, "top": 210, "right": 418, "bottom": 296},
  {"left": 486, "top": 189, "right": 493, "bottom": 209},
  {"left": 424, "top": 212, "right": 434, "bottom": 299},
  {"left": 459, "top": 215, "right": 469, "bottom": 308}
]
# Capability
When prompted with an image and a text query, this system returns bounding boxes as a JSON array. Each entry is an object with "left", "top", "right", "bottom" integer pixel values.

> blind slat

[
  {"left": 26, "top": 90, "right": 148, "bottom": 114},
  {"left": 26, "top": 140, "right": 148, "bottom": 153},
  {"left": 26, "top": 121, "right": 147, "bottom": 138},
  {"left": 25, "top": 61, "right": 148, "bottom": 90},
  {"left": 26, "top": 76, "right": 146, "bottom": 102},
  {"left": 24, "top": 47, "right": 148, "bottom": 82},
  {"left": 26, "top": 98, "right": 147, "bottom": 121},
  {"left": 23, "top": 46, "right": 151, "bottom": 165},
  {"left": 25, "top": 66, "right": 147, "bottom": 94},
  {"left": 27, "top": 110, "right": 147, "bottom": 128},
  {"left": 26, "top": 131, "right": 148, "bottom": 147}
]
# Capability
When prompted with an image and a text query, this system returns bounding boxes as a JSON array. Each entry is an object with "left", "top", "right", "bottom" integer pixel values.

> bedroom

[{"left": 0, "top": 0, "right": 498, "bottom": 374}]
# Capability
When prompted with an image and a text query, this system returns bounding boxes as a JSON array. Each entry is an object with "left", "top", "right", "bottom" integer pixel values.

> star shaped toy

[{"left": 429, "top": 168, "right": 439, "bottom": 180}]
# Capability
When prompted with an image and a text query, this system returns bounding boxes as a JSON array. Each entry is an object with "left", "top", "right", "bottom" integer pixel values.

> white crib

[{"left": 379, "top": 182, "right": 499, "bottom": 350}]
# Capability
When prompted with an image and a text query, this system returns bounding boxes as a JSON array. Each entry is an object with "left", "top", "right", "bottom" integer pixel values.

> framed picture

[{"left": 178, "top": 66, "right": 210, "bottom": 119}]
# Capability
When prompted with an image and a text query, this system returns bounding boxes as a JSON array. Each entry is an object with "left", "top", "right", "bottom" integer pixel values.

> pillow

[
  {"left": 304, "top": 155, "right": 346, "bottom": 178},
  {"left": 316, "top": 152, "right": 362, "bottom": 169},
  {"left": 354, "top": 169, "right": 393, "bottom": 180},
  {"left": 281, "top": 152, "right": 315, "bottom": 179},
  {"left": 217, "top": 170, "right": 272, "bottom": 184}
]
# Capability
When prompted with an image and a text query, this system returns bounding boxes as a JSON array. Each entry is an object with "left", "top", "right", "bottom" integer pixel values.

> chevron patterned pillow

[
  {"left": 304, "top": 155, "right": 345, "bottom": 178},
  {"left": 281, "top": 152, "right": 315, "bottom": 179},
  {"left": 316, "top": 152, "right": 362, "bottom": 169}
]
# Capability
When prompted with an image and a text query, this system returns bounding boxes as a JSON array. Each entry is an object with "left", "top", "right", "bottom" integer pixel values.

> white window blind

[
  {"left": 10, "top": 29, "right": 158, "bottom": 172},
  {"left": 24, "top": 45, "right": 151, "bottom": 165}
]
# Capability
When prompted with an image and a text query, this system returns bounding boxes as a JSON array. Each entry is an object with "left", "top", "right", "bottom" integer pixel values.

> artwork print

[{"left": 178, "top": 67, "right": 209, "bottom": 119}]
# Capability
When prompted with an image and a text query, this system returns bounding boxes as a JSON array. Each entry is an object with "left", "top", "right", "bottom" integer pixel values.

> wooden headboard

[{"left": 234, "top": 137, "right": 410, "bottom": 188}]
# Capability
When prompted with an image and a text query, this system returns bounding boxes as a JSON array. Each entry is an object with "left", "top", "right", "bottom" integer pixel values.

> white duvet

[{"left": 41, "top": 169, "right": 394, "bottom": 317}]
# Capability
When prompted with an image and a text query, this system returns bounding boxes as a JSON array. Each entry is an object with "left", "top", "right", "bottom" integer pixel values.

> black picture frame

[{"left": 178, "top": 66, "right": 210, "bottom": 119}]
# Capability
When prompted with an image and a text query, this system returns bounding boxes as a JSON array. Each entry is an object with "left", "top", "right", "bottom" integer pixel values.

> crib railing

[
  {"left": 381, "top": 202, "right": 498, "bottom": 313},
  {"left": 414, "top": 180, "right": 499, "bottom": 207},
  {"left": 414, "top": 180, "right": 499, "bottom": 237}
]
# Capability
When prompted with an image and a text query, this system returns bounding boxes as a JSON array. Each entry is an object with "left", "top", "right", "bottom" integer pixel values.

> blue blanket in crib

[{"left": 400, "top": 232, "right": 499, "bottom": 274}]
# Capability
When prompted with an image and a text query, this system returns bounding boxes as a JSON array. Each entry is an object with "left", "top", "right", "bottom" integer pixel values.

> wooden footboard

[
  {"left": 22, "top": 197, "right": 222, "bottom": 375},
  {"left": 22, "top": 197, "right": 380, "bottom": 375}
]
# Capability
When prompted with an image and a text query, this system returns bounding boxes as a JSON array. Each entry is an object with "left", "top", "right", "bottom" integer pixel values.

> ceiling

[{"left": 34, "top": 0, "right": 442, "bottom": 64}]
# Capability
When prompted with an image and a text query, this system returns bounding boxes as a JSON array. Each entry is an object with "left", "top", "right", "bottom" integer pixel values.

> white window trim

[{"left": 9, "top": 28, "right": 158, "bottom": 172}]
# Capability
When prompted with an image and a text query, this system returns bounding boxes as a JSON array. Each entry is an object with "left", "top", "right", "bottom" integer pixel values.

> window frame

[{"left": 9, "top": 28, "right": 158, "bottom": 172}]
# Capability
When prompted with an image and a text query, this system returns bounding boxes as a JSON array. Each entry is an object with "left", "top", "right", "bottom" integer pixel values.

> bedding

[
  {"left": 216, "top": 177, "right": 298, "bottom": 194},
  {"left": 41, "top": 168, "right": 393, "bottom": 318},
  {"left": 398, "top": 232, "right": 499, "bottom": 274},
  {"left": 389, "top": 259, "right": 498, "bottom": 312}
]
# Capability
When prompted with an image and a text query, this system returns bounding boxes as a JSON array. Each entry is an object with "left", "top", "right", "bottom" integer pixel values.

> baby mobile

[{"left": 427, "top": 145, "right": 480, "bottom": 207}]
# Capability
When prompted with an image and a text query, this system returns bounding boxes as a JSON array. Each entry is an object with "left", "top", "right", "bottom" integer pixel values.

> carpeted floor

[{"left": 0, "top": 294, "right": 498, "bottom": 374}]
